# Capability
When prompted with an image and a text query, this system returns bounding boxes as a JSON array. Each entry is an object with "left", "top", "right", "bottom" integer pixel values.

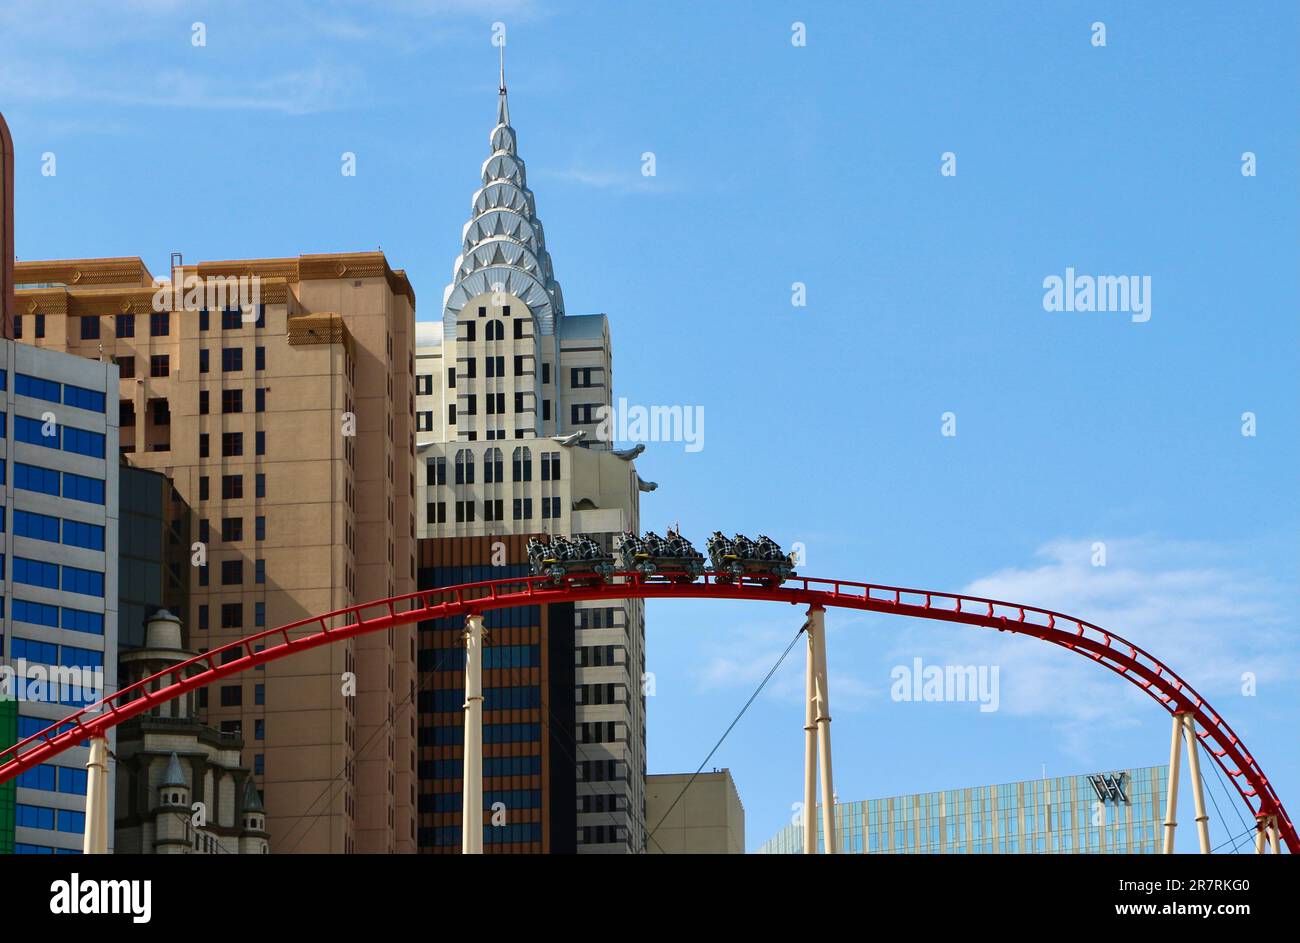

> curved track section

[{"left": 1, "top": 572, "right": 1292, "bottom": 852}]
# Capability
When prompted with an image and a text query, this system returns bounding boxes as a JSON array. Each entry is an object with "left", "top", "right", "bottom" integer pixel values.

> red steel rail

[{"left": 0, "top": 571, "right": 1292, "bottom": 852}]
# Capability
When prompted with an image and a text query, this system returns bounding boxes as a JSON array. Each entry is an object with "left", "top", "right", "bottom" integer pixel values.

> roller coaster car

[
  {"left": 526, "top": 535, "right": 614, "bottom": 586},
  {"left": 617, "top": 530, "right": 706, "bottom": 583},
  {"left": 706, "top": 532, "right": 797, "bottom": 587}
]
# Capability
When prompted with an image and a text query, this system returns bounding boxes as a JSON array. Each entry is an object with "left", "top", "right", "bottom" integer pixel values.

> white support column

[
  {"left": 1255, "top": 817, "right": 1268, "bottom": 854},
  {"left": 83, "top": 735, "right": 110, "bottom": 855},
  {"left": 810, "top": 606, "right": 837, "bottom": 855},
  {"left": 802, "top": 618, "right": 817, "bottom": 854},
  {"left": 1162, "top": 712, "right": 1183, "bottom": 854},
  {"left": 461, "top": 613, "right": 485, "bottom": 855},
  {"left": 1180, "top": 714, "right": 1211, "bottom": 854},
  {"left": 1268, "top": 817, "right": 1281, "bottom": 855}
]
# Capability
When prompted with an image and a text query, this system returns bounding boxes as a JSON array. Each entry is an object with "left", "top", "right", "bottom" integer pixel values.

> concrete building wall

[
  {"left": 13, "top": 253, "right": 416, "bottom": 853},
  {"left": 646, "top": 771, "right": 745, "bottom": 854}
]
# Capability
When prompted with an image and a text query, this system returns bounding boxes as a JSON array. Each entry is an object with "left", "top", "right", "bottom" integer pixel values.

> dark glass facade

[
  {"left": 117, "top": 464, "right": 189, "bottom": 649},
  {"left": 0, "top": 699, "right": 14, "bottom": 854},
  {"left": 416, "top": 535, "right": 576, "bottom": 853}
]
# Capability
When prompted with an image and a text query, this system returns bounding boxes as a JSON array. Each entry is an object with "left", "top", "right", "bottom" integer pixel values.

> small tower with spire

[
  {"left": 238, "top": 776, "right": 269, "bottom": 854},
  {"left": 153, "top": 752, "right": 192, "bottom": 854}
]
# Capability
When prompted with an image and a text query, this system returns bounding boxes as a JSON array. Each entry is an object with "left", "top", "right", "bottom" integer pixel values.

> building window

[
  {"left": 460, "top": 322, "right": 476, "bottom": 343},
  {"left": 220, "top": 686, "right": 242, "bottom": 707},
  {"left": 222, "top": 348, "right": 243, "bottom": 372},
  {"left": 222, "top": 518, "right": 243, "bottom": 542},
  {"left": 120, "top": 401, "right": 136, "bottom": 427},
  {"left": 454, "top": 500, "right": 475, "bottom": 523},
  {"left": 426, "top": 502, "right": 447, "bottom": 524},
  {"left": 426, "top": 457, "right": 446, "bottom": 486},
  {"left": 541, "top": 452, "right": 561, "bottom": 481},
  {"left": 255, "top": 473, "right": 266, "bottom": 498},
  {"left": 542, "top": 362, "right": 551, "bottom": 384},
  {"left": 255, "top": 559, "right": 265, "bottom": 584},
  {"left": 512, "top": 446, "right": 532, "bottom": 481},
  {"left": 221, "top": 432, "right": 243, "bottom": 457},
  {"left": 221, "top": 603, "right": 243, "bottom": 628},
  {"left": 199, "top": 390, "right": 209, "bottom": 415},
  {"left": 222, "top": 560, "right": 243, "bottom": 585},
  {"left": 512, "top": 497, "right": 533, "bottom": 520},
  {"left": 542, "top": 399, "right": 551, "bottom": 421},
  {"left": 222, "top": 389, "right": 243, "bottom": 413},
  {"left": 199, "top": 349, "right": 210, "bottom": 374},
  {"left": 150, "top": 312, "right": 170, "bottom": 337},
  {"left": 447, "top": 404, "right": 456, "bottom": 426},
  {"left": 80, "top": 317, "right": 100, "bottom": 340},
  {"left": 255, "top": 347, "right": 265, "bottom": 371},
  {"left": 198, "top": 605, "right": 209, "bottom": 630},
  {"left": 199, "top": 308, "right": 209, "bottom": 332},
  {"left": 221, "top": 308, "right": 242, "bottom": 330},
  {"left": 116, "top": 355, "right": 135, "bottom": 378},
  {"left": 483, "top": 448, "right": 503, "bottom": 483},
  {"left": 150, "top": 355, "right": 170, "bottom": 377},
  {"left": 199, "top": 433, "right": 210, "bottom": 458},
  {"left": 199, "top": 476, "right": 210, "bottom": 501},
  {"left": 115, "top": 314, "right": 134, "bottom": 338},
  {"left": 485, "top": 320, "right": 504, "bottom": 341},
  {"left": 416, "top": 411, "right": 433, "bottom": 432},
  {"left": 255, "top": 516, "right": 266, "bottom": 541},
  {"left": 255, "top": 388, "right": 266, "bottom": 412},
  {"left": 483, "top": 499, "right": 504, "bottom": 521},
  {"left": 222, "top": 474, "right": 243, "bottom": 499},
  {"left": 454, "top": 449, "right": 474, "bottom": 485},
  {"left": 255, "top": 431, "right": 265, "bottom": 455}
]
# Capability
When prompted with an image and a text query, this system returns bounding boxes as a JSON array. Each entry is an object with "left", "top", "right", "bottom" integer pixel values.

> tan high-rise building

[{"left": 14, "top": 252, "right": 417, "bottom": 853}]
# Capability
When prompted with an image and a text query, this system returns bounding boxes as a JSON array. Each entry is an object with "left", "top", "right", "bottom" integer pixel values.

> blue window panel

[
  {"left": 62, "top": 385, "right": 106, "bottom": 413},
  {"left": 63, "top": 472, "right": 105, "bottom": 505},
  {"left": 13, "top": 599, "right": 60, "bottom": 628},
  {"left": 14, "top": 463, "right": 59, "bottom": 496},
  {"left": 12, "top": 638, "right": 58, "bottom": 664},
  {"left": 0, "top": 506, "right": 5, "bottom": 531},
  {"left": 61, "top": 607, "right": 104, "bottom": 635},
  {"left": 17, "top": 716, "right": 87, "bottom": 745},
  {"left": 59, "top": 646, "right": 103, "bottom": 670},
  {"left": 61, "top": 566, "right": 105, "bottom": 598},
  {"left": 15, "top": 415, "right": 59, "bottom": 449},
  {"left": 62, "top": 519, "right": 105, "bottom": 551},
  {"left": 62, "top": 426, "right": 105, "bottom": 459},
  {"left": 254, "top": 754, "right": 264, "bottom": 775},
  {"left": 13, "top": 509, "right": 60, "bottom": 543},
  {"left": 14, "top": 844, "right": 55, "bottom": 854},
  {"left": 14, "top": 557, "right": 59, "bottom": 590},
  {"left": 0, "top": 369, "right": 6, "bottom": 390},
  {"left": 255, "top": 601, "right": 265, "bottom": 627},
  {"left": 15, "top": 374, "right": 60, "bottom": 404},
  {"left": 0, "top": 412, "right": 6, "bottom": 437},
  {"left": 16, "top": 765, "right": 57, "bottom": 791},
  {"left": 57, "top": 810, "right": 85, "bottom": 834},
  {"left": 16, "top": 804, "right": 57, "bottom": 830},
  {"left": 0, "top": 458, "right": 6, "bottom": 485},
  {"left": 59, "top": 768, "right": 88, "bottom": 796}
]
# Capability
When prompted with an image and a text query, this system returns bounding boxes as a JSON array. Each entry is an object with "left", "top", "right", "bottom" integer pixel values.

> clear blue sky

[{"left": 3, "top": 0, "right": 1297, "bottom": 853}]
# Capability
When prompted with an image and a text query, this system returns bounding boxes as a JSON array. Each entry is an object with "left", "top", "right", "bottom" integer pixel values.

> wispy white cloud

[
  {"left": 885, "top": 537, "right": 1298, "bottom": 753},
  {"left": 538, "top": 165, "right": 680, "bottom": 195}
]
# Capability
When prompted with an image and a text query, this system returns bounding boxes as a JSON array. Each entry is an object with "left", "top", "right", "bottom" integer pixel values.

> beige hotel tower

[{"left": 15, "top": 253, "right": 418, "bottom": 854}]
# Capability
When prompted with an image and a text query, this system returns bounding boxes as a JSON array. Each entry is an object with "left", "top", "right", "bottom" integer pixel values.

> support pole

[
  {"left": 1180, "top": 714, "right": 1211, "bottom": 854},
  {"left": 1162, "top": 712, "right": 1183, "bottom": 854},
  {"left": 461, "top": 612, "right": 485, "bottom": 855},
  {"left": 1268, "top": 817, "right": 1281, "bottom": 855},
  {"left": 83, "top": 735, "right": 110, "bottom": 855},
  {"left": 802, "top": 617, "right": 817, "bottom": 854},
  {"left": 1255, "top": 816, "right": 1268, "bottom": 854},
  {"left": 810, "top": 606, "right": 837, "bottom": 854}
]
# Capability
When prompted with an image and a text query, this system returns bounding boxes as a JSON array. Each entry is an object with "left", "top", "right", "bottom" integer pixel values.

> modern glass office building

[
  {"left": 757, "top": 766, "right": 1169, "bottom": 854},
  {"left": 1, "top": 338, "right": 119, "bottom": 853}
]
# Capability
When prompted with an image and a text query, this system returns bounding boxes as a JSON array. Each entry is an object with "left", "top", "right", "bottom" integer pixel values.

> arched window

[
  {"left": 513, "top": 446, "right": 532, "bottom": 482},
  {"left": 484, "top": 448, "right": 503, "bottom": 483},
  {"left": 486, "top": 320, "right": 505, "bottom": 341},
  {"left": 455, "top": 449, "right": 475, "bottom": 485}
]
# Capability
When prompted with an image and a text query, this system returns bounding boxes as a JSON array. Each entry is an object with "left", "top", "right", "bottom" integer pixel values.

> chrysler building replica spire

[
  {"left": 440, "top": 56, "right": 565, "bottom": 344},
  {"left": 412, "top": 66, "right": 651, "bottom": 854}
]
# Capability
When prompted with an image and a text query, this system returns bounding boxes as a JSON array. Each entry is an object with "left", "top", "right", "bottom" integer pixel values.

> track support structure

[
  {"left": 1162, "top": 710, "right": 1214, "bottom": 853},
  {"left": 82, "top": 735, "right": 110, "bottom": 855},
  {"left": 461, "top": 612, "right": 485, "bottom": 855},
  {"left": 802, "top": 606, "right": 837, "bottom": 853}
]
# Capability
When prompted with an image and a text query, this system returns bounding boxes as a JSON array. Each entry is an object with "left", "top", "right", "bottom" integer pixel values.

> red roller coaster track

[{"left": 1, "top": 572, "right": 1292, "bottom": 852}]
